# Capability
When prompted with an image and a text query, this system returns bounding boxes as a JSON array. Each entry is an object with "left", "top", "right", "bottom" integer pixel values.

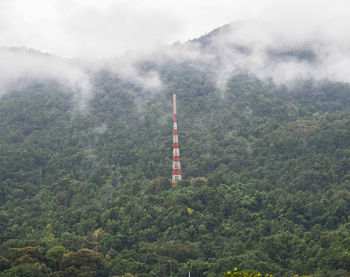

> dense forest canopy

[{"left": 1, "top": 23, "right": 350, "bottom": 277}]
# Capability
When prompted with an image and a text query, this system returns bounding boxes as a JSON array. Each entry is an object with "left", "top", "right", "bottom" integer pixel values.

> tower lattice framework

[{"left": 172, "top": 93, "right": 182, "bottom": 186}]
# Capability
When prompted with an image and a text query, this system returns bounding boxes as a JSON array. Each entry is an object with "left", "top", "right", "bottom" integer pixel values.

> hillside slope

[{"left": 1, "top": 26, "right": 350, "bottom": 276}]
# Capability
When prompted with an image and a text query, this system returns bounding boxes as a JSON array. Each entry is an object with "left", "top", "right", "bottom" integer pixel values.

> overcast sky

[{"left": 0, "top": 0, "right": 349, "bottom": 58}]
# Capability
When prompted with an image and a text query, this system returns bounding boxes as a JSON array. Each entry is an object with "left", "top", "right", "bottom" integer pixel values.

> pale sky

[{"left": 0, "top": 0, "right": 349, "bottom": 58}]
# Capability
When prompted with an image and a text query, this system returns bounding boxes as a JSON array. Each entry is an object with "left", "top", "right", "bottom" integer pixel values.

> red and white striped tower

[{"left": 172, "top": 93, "right": 182, "bottom": 187}]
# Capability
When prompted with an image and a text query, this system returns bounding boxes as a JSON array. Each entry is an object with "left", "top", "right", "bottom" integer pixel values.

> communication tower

[{"left": 172, "top": 93, "right": 182, "bottom": 186}]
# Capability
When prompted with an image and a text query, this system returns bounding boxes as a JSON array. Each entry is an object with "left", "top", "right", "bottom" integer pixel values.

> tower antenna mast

[{"left": 172, "top": 93, "right": 182, "bottom": 186}]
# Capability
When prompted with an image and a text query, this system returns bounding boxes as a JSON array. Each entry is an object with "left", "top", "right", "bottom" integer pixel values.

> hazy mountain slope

[{"left": 1, "top": 25, "right": 350, "bottom": 277}]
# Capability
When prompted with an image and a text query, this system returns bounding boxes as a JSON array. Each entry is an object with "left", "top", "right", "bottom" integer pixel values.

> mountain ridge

[{"left": 0, "top": 24, "right": 350, "bottom": 277}]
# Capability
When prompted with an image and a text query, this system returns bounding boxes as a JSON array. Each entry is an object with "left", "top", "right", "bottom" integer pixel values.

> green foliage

[
  {"left": 0, "top": 257, "right": 10, "bottom": 271},
  {"left": 60, "top": 249, "right": 107, "bottom": 276},
  {"left": 223, "top": 267, "right": 272, "bottom": 277},
  {"left": 1, "top": 60, "right": 350, "bottom": 276},
  {"left": 0, "top": 262, "right": 50, "bottom": 277},
  {"left": 45, "top": 246, "right": 68, "bottom": 271}
]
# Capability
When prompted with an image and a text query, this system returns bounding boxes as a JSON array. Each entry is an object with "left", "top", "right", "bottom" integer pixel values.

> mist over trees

[{"left": 1, "top": 23, "right": 350, "bottom": 276}]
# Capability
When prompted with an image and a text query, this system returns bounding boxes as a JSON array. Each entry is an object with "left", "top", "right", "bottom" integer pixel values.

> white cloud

[
  {"left": 197, "top": 19, "right": 350, "bottom": 86},
  {"left": 1, "top": 1, "right": 350, "bottom": 103},
  {"left": 1, "top": 0, "right": 349, "bottom": 58},
  {"left": 0, "top": 47, "right": 92, "bottom": 111}
]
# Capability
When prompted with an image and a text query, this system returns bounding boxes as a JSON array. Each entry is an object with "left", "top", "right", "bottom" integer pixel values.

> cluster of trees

[
  {"left": 0, "top": 58, "right": 350, "bottom": 276},
  {"left": 223, "top": 267, "right": 274, "bottom": 277},
  {"left": 0, "top": 246, "right": 107, "bottom": 276}
]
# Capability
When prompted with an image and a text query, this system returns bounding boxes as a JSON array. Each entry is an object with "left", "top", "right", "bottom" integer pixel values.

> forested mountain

[{"left": 1, "top": 24, "right": 350, "bottom": 277}]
